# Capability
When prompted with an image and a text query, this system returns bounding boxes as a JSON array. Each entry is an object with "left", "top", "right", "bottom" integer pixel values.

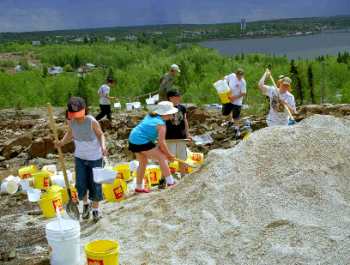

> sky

[{"left": 0, "top": 0, "right": 349, "bottom": 32}]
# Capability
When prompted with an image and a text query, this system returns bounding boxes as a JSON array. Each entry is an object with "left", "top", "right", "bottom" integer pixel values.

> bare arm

[
  {"left": 258, "top": 71, "right": 270, "bottom": 95},
  {"left": 92, "top": 120, "right": 107, "bottom": 156},
  {"left": 57, "top": 125, "right": 73, "bottom": 147},
  {"left": 184, "top": 113, "right": 191, "bottom": 139},
  {"left": 157, "top": 125, "right": 174, "bottom": 159}
]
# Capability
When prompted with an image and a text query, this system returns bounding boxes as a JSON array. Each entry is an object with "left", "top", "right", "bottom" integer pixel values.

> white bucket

[
  {"left": 114, "top": 102, "right": 121, "bottom": 109},
  {"left": 129, "top": 160, "right": 139, "bottom": 172},
  {"left": 132, "top": 101, "right": 141, "bottom": 109},
  {"left": 213, "top": 79, "right": 230, "bottom": 93},
  {"left": 51, "top": 172, "right": 73, "bottom": 187},
  {"left": 27, "top": 188, "right": 41, "bottom": 202},
  {"left": 126, "top": 103, "right": 133, "bottom": 111},
  {"left": 42, "top": 165, "right": 57, "bottom": 175},
  {"left": 93, "top": 167, "right": 116, "bottom": 184},
  {"left": 20, "top": 179, "right": 31, "bottom": 191},
  {"left": 1, "top": 180, "right": 19, "bottom": 194},
  {"left": 46, "top": 218, "right": 80, "bottom": 265}
]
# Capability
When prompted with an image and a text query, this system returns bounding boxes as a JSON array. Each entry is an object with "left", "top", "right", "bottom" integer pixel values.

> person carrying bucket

[
  {"left": 222, "top": 68, "right": 247, "bottom": 137},
  {"left": 56, "top": 97, "right": 107, "bottom": 222},
  {"left": 159, "top": 64, "right": 181, "bottom": 101},
  {"left": 96, "top": 77, "right": 117, "bottom": 121},
  {"left": 165, "top": 90, "right": 191, "bottom": 177},
  {"left": 128, "top": 101, "right": 178, "bottom": 193},
  {"left": 258, "top": 70, "right": 296, "bottom": 127}
]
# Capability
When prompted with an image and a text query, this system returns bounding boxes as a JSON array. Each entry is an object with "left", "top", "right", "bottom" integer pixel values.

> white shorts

[{"left": 166, "top": 140, "right": 188, "bottom": 161}]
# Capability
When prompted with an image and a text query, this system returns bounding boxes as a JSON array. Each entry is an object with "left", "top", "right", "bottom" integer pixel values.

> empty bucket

[
  {"left": 20, "top": 179, "right": 31, "bottom": 191},
  {"left": 42, "top": 164, "right": 57, "bottom": 175},
  {"left": 46, "top": 218, "right": 80, "bottom": 265},
  {"left": 85, "top": 240, "right": 119, "bottom": 265},
  {"left": 1, "top": 180, "right": 19, "bottom": 194},
  {"left": 126, "top": 103, "right": 133, "bottom": 111},
  {"left": 33, "top": 171, "right": 51, "bottom": 190},
  {"left": 18, "top": 165, "right": 38, "bottom": 179},
  {"left": 39, "top": 190, "right": 64, "bottom": 218},
  {"left": 93, "top": 167, "right": 116, "bottom": 184},
  {"left": 27, "top": 188, "right": 41, "bottom": 202}
]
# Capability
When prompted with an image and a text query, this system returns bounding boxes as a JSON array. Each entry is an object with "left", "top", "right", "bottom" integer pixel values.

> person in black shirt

[{"left": 166, "top": 90, "right": 191, "bottom": 176}]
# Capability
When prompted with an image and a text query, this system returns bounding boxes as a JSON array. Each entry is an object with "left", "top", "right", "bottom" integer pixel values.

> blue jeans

[{"left": 75, "top": 157, "right": 103, "bottom": 202}]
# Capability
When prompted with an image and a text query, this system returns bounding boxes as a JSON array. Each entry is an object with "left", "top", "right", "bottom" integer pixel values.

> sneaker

[
  {"left": 135, "top": 188, "right": 151, "bottom": 193},
  {"left": 92, "top": 210, "right": 102, "bottom": 223},
  {"left": 158, "top": 178, "right": 166, "bottom": 189},
  {"left": 82, "top": 203, "right": 91, "bottom": 220}
]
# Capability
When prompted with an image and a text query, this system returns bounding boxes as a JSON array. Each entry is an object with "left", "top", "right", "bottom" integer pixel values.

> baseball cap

[
  {"left": 281, "top": 77, "right": 292, "bottom": 85},
  {"left": 170, "top": 64, "right": 181, "bottom": 72},
  {"left": 167, "top": 90, "right": 181, "bottom": 99},
  {"left": 236, "top": 68, "right": 244, "bottom": 75},
  {"left": 67, "top": 97, "right": 86, "bottom": 119}
]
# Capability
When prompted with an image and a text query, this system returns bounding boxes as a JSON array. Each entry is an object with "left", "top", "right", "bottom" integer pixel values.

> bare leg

[
  {"left": 143, "top": 147, "right": 171, "bottom": 177},
  {"left": 136, "top": 152, "right": 148, "bottom": 187}
]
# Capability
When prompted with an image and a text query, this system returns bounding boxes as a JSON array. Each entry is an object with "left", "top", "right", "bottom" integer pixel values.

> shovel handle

[{"left": 47, "top": 104, "right": 73, "bottom": 198}]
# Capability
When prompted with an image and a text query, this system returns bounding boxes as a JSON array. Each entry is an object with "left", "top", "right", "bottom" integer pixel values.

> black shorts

[
  {"left": 128, "top": 141, "right": 156, "bottom": 153},
  {"left": 222, "top": 103, "right": 242, "bottom": 119}
]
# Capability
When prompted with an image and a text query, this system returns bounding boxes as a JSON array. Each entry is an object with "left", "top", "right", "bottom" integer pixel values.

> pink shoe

[{"left": 135, "top": 188, "right": 151, "bottom": 193}]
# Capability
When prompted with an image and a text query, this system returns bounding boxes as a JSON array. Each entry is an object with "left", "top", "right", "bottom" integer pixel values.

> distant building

[
  {"left": 241, "top": 18, "right": 247, "bottom": 32},
  {"left": 105, "top": 36, "right": 116, "bottom": 42},
  {"left": 15, "top": 65, "right": 23, "bottom": 73},
  {"left": 71, "top": 37, "right": 84, "bottom": 43},
  {"left": 32, "top": 40, "right": 41, "bottom": 46},
  {"left": 48, "top": 66, "right": 63, "bottom": 75},
  {"left": 124, "top": 35, "right": 138, "bottom": 41}
]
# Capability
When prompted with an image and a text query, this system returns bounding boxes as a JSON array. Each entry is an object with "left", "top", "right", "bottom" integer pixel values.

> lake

[{"left": 200, "top": 31, "right": 350, "bottom": 59}]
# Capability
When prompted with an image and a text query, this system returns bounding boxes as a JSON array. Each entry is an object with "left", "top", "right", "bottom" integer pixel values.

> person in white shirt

[
  {"left": 258, "top": 70, "right": 296, "bottom": 127},
  {"left": 95, "top": 78, "right": 116, "bottom": 121},
  {"left": 222, "top": 68, "right": 247, "bottom": 134}
]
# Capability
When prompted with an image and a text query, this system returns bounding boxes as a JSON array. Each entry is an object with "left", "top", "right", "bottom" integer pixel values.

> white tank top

[{"left": 70, "top": 115, "right": 102, "bottom": 161}]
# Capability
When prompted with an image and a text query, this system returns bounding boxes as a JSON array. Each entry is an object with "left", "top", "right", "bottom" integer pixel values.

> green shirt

[{"left": 159, "top": 73, "right": 175, "bottom": 101}]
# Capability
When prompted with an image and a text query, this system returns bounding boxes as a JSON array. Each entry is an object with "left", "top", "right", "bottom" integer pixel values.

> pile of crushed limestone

[{"left": 2, "top": 114, "right": 350, "bottom": 265}]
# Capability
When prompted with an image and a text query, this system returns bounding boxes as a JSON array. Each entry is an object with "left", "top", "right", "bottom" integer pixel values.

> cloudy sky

[{"left": 0, "top": 0, "right": 349, "bottom": 32}]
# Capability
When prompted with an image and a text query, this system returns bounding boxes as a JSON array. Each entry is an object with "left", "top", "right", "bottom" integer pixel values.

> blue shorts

[{"left": 75, "top": 157, "right": 103, "bottom": 202}]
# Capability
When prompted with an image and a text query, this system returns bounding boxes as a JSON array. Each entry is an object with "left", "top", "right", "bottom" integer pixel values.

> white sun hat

[
  {"left": 170, "top": 64, "right": 181, "bottom": 72},
  {"left": 154, "top": 101, "right": 179, "bottom": 115}
]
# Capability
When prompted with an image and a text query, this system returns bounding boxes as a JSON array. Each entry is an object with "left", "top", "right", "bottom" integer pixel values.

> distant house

[
  {"left": 105, "top": 36, "right": 116, "bottom": 42},
  {"left": 86, "top": 63, "right": 96, "bottom": 69},
  {"left": 15, "top": 65, "right": 23, "bottom": 73},
  {"left": 48, "top": 66, "right": 63, "bottom": 75},
  {"left": 124, "top": 35, "right": 138, "bottom": 41},
  {"left": 71, "top": 37, "right": 84, "bottom": 43},
  {"left": 32, "top": 40, "right": 41, "bottom": 46}
]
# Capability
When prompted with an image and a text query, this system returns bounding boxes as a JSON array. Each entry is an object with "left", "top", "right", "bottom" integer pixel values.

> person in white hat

[
  {"left": 258, "top": 70, "right": 296, "bottom": 127},
  {"left": 159, "top": 64, "right": 181, "bottom": 101},
  {"left": 128, "top": 101, "right": 179, "bottom": 193}
]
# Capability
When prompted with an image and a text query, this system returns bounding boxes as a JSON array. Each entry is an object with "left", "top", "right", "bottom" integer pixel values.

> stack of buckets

[
  {"left": 213, "top": 79, "right": 231, "bottom": 104},
  {"left": 102, "top": 163, "right": 131, "bottom": 202},
  {"left": 144, "top": 165, "right": 161, "bottom": 188}
]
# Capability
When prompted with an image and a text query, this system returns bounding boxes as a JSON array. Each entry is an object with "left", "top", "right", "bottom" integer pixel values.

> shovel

[{"left": 47, "top": 103, "right": 80, "bottom": 220}]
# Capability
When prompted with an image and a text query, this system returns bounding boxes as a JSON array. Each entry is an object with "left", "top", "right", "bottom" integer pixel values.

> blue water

[{"left": 200, "top": 31, "right": 350, "bottom": 59}]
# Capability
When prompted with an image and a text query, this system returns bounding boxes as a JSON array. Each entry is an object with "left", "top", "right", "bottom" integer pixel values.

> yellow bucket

[
  {"left": 144, "top": 165, "right": 161, "bottom": 186},
  {"left": 39, "top": 189, "right": 63, "bottom": 218},
  {"left": 85, "top": 240, "right": 119, "bottom": 265},
  {"left": 169, "top": 161, "right": 179, "bottom": 174},
  {"left": 33, "top": 171, "right": 51, "bottom": 190},
  {"left": 102, "top": 179, "right": 128, "bottom": 202},
  {"left": 188, "top": 152, "right": 204, "bottom": 165},
  {"left": 218, "top": 91, "right": 231, "bottom": 104},
  {"left": 18, "top": 165, "right": 38, "bottom": 179},
  {"left": 113, "top": 164, "right": 131, "bottom": 182},
  {"left": 49, "top": 185, "right": 78, "bottom": 205}
]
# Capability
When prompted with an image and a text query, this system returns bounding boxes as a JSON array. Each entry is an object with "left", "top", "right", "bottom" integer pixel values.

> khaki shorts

[{"left": 166, "top": 140, "right": 188, "bottom": 161}]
